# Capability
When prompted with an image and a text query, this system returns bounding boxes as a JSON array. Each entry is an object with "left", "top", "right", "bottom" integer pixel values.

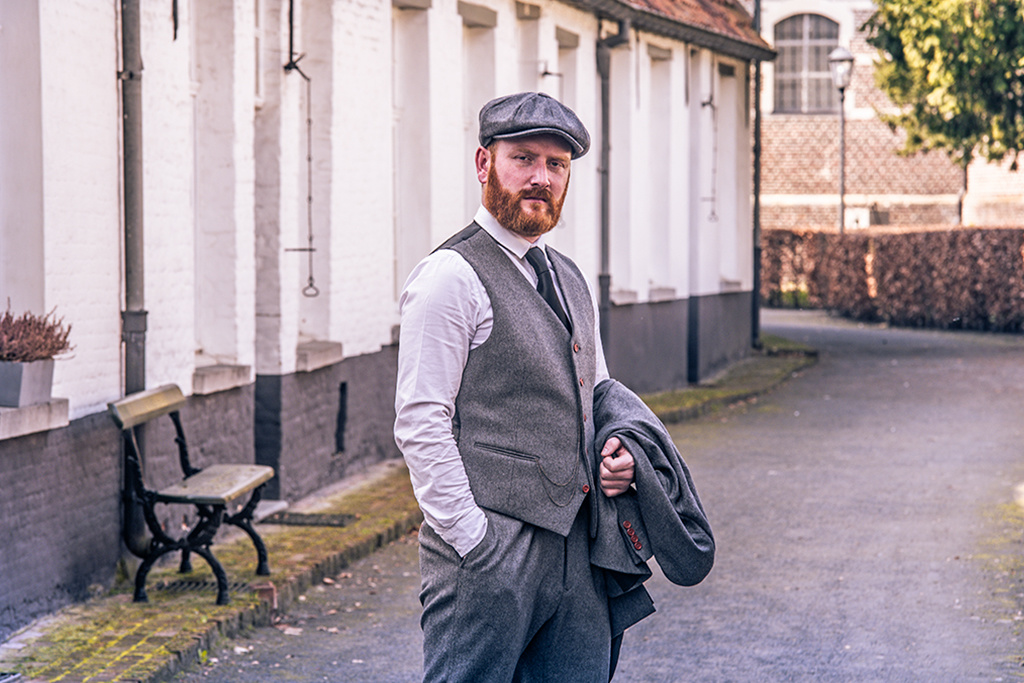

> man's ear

[{"left": 474, "top": 146, "right": 490, "bottom": 184}]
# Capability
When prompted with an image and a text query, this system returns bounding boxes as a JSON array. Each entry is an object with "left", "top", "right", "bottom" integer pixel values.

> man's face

[{"left": 477, "top": 135, "right": 572, "bottom": 240}]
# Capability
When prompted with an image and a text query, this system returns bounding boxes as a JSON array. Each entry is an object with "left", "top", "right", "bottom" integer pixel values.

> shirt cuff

[{"left": 434, "top": 505, "right": 488, "bottom": 558}]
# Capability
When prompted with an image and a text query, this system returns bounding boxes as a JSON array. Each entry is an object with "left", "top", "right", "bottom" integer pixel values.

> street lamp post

[{"left": 829, "top": 46, "right": 854, "bottom": 234}]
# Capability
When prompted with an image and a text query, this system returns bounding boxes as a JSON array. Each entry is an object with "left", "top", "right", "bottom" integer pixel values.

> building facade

[
  {"left": 755, "top": 0, "right": 1024, "bottom": 230},
  {"left": 0, "top": 0, "right": 770, "bottom": 639}
]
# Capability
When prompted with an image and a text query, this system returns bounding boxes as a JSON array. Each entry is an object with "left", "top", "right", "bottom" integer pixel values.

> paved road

[{"left": 179, "top": 310, "right": 1024, "bottom": 682}]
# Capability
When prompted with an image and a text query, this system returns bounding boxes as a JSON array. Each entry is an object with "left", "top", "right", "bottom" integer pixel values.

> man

[{"left": 394, "top": 92, "right": 712, "bottom": 682}]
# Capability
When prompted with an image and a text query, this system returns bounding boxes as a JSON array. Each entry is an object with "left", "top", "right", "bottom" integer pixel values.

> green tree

[{"left": 864, "top": 0, "right": 1024, "bottom": 179}]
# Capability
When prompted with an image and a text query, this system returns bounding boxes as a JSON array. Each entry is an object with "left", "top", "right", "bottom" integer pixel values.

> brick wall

[
  {"left": 0, "top": 413, "right": 119, "bottom": 643},
  {"left": 757, "top": 0, "right": 994, "bottom": 230},
  {"left": 761, "top": 114, "right": 963, "bottom": 195},
  {"left": 256, "top": 346, "right": 400, "bottom": 502}
]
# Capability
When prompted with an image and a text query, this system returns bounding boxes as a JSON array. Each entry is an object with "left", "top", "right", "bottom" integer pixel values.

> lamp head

[{"left": 829, "top": 46, "right": 854, "bottom": 91}]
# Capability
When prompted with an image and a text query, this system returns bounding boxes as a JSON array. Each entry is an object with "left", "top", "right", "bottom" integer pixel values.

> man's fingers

[
  {"left": 600, "top": 436, "right": 622, "bottom": 458},
  {"left": 602, "top": 452, "right": 632, "bottom": 472}
]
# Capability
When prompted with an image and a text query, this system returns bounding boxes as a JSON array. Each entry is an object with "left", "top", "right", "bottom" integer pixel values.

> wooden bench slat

[
  {"left": 155, "top": 464, "right": 275, "bottom": 505},
  {"left": 108, "top": 384, "right": 187, "bottom": 429}
]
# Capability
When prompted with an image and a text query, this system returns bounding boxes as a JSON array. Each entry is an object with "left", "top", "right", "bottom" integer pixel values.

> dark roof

[{"left": 565, "top": 0, "right": 776, "bottom": 62}]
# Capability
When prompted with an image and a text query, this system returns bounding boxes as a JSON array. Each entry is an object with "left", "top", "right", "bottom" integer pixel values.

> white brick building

[{"left": 0, "top": 0, "right": 770, "bottom": 639}]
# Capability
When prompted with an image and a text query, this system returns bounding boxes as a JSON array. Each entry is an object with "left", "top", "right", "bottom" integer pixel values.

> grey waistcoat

[{"left": 440, "top": 223, "right": 597, "bottom": 537}]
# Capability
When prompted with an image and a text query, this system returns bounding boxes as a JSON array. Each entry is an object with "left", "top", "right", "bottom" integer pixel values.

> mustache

[{"left": 518, "top": 188, "right": 554, "bottom": 204}]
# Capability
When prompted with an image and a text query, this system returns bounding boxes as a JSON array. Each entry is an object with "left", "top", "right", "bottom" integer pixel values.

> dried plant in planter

[{"left": 0, "top": 308, "right": 72, "bottom": 362}]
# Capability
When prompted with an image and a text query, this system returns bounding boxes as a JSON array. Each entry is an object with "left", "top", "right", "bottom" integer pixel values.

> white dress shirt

[{"left": 394, "top": 206, "right": 610, "bottom": 556}]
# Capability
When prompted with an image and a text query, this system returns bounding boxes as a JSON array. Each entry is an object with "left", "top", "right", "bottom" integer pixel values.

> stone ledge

[
  {"left": 649, "top": 286, "right": 677, "bottom": 303},
  {"left": 0, "top": 399, "right": 70, "bottom": 440},
  {"left": 295, "top": 341, "right": 344, "bottom": 373},
  {"left": 610, "top": 289, "right": 638, "bottom": 305},
  {"left": 192, "top": 365, "right": 252, "bottom": 396},
  {"left": 720, "top": 278, "right": 744, "bottom": 293}
]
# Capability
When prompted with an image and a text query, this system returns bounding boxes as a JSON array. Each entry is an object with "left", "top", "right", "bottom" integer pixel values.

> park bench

[{"left": 108, "top": 384, "right": 275, "bottom": 605}]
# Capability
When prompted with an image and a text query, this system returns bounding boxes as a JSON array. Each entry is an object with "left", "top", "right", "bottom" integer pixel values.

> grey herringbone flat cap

[{"left": 478, "top": 92, "right": 590, "bottom": 159}]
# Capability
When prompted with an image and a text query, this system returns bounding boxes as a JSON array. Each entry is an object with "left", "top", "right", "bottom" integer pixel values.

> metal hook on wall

[{"left": 282, "top": 0, "right": 318, "bottom": 298}]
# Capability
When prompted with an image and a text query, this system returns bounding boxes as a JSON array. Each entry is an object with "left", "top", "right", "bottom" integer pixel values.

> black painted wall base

[
  {"left": 255, "top": 345, "right": 401, "bottom": 502},
  {"left": 688, "top": 291, "right": 754, "bottom": 383},
  {"left": 605, "top": 291, "right": 753, "bottom": 393},
  {"left": 605, "top": 298, "right": 690, "bottom": 394}
]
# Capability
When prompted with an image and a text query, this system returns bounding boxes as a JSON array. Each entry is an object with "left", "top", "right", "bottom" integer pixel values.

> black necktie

[{"left": 525, "top": 246, "right": 572, "bottom": 332}]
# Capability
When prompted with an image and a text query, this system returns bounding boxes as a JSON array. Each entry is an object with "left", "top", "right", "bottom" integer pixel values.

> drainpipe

[
  {"left": 752, "top": 0, "right": 762, "bottom": 348},
  {"left": 120, "top": 0, "right": 149, "bottom": 557},
  {"left": 596, "top": 18, "right": 629, "bottom": 345},
  {"left": 121, "top": 0, "right": 146, "bottom": 396}
]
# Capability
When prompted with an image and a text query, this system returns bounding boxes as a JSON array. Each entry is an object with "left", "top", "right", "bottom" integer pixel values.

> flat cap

[{"left": 478, "top": 92, "right": 590, "bottom": 159}]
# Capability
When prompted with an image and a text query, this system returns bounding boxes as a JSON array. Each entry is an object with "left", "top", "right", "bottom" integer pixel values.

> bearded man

[{"left": 394, "top": 92, "right": 703, "bottom": 682}]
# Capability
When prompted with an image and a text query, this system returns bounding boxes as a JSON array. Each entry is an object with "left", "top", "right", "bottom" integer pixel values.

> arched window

[{"left": 773, "top": 14, "right": 839, "bottom": 113}]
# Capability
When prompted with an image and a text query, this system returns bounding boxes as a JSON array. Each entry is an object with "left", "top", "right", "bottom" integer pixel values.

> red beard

[{"left": 484, "top": 163, "right": 569, "bottom": 239}]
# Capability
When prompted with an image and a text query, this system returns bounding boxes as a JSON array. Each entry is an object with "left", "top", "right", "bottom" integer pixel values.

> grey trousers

[{"left": 418, "top": 505, "right": 611, "bottom": 683}]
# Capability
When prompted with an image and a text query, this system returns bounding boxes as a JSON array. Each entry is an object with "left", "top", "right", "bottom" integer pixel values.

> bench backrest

[
  {"left": 108, "top": 384, "right": 187, "bottom": 430},
  {"left": 108, "top": 383, "right": 200, "bottom": 480}
]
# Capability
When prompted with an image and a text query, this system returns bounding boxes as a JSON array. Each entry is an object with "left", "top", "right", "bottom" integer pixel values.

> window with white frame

[{"left": 773, "top": 14, "right": 839, "bottom": 113}]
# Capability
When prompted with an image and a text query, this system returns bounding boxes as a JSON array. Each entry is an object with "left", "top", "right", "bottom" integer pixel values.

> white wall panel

[{"left": 39, "top": 0, "right": 122, "bottom": 418}]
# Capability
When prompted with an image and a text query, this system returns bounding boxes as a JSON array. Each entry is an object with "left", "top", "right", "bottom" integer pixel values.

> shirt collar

[{"left": 474, "top": 205, "right": 547, "bottom": 260}]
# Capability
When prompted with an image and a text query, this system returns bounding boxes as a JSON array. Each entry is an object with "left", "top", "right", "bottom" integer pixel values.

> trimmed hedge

[{"left": 761, "top": 227, "right": 1024, "bottom": 332}]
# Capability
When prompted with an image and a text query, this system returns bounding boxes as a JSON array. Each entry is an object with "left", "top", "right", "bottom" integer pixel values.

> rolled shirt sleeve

[{"left": 394, "top": 250, "right": 490, "bottom": 557}]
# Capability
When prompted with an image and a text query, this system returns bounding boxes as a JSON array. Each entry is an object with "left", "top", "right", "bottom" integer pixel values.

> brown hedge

[{"left": 760, "top": 227, "right": 1024, "bottom": 332}]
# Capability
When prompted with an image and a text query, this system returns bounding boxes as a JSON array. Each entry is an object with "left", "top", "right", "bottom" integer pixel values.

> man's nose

[{"left": 529, "top": 161, "right": 551, "bottom": 187}]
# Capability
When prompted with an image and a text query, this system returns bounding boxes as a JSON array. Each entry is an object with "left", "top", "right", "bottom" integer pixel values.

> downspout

[
  {"left": 751, "top": 0, "right": 762, "bottom": 348},
  {"left": 596, "top": 18, "right": 629, "bottom": 345},
  {"left": 120, "top": 0, "right": 149, "bottom": 557},
  {"left": 121, "top": 0, "right": 146, "bottom": 396}
]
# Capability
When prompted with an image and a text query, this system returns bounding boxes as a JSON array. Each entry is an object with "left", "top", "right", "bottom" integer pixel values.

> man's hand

[{"left": 599, "top": 436, "right": 635, "bottom": 497}]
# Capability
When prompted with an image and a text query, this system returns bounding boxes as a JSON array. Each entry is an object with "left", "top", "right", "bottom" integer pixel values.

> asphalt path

[{"left": 178, "top": 310, "right": 1024, "bottom": 682}]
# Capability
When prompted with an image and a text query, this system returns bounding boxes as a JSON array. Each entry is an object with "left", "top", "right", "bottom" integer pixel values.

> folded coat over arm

[{"left": 590, "top": 378, "right": 716, "bottom": 634}]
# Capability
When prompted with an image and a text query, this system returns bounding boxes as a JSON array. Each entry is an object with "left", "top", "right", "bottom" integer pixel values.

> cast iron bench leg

[
  {"left": 134, "top": 503, "right": 232, "bottom": 604},
  {"left": 224, "top": 484, "right": 271, "bottom": 576},
  {"left": 193, "top": 545, "right": 231, "bottom": 605}
]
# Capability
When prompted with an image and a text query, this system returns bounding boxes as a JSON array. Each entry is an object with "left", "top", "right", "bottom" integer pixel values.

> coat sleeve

[{"left": 594, "top": 379, "right": 715, "bottom": 587}]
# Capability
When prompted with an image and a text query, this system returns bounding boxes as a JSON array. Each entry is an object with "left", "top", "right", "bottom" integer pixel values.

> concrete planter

[{"left": 0, "top": 359, "right": 55, "bottom": 407}]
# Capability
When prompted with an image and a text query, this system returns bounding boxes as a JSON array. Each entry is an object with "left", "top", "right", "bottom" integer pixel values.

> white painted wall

[
  {"left": 0, "top": 0, "right": 756, "bottom": 425},
  {"left": 325, "top": 0, "right": 395, "bottom": 357},
  {"left": 38, "top": 1, "right": 122, "bottom": 418},
  {"left": 666, "top": 45, "right": 692, "bottom": 298},
  {"left": 193, "top": 0, "right": 257, "bottom": 375},
  {"left": 0, "top": 2, "right": 45, "bottom": 316},
  {"left": 255, "top": 0, "right": 304, "bottom": 375},
  {"left": 142, "top": 0, "right": 199, "bottom": 392}
]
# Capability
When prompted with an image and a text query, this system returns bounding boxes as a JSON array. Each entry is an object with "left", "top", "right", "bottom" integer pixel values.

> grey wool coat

[{"left": 590, "top": 378, "right": 716, "bottom": 636}]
